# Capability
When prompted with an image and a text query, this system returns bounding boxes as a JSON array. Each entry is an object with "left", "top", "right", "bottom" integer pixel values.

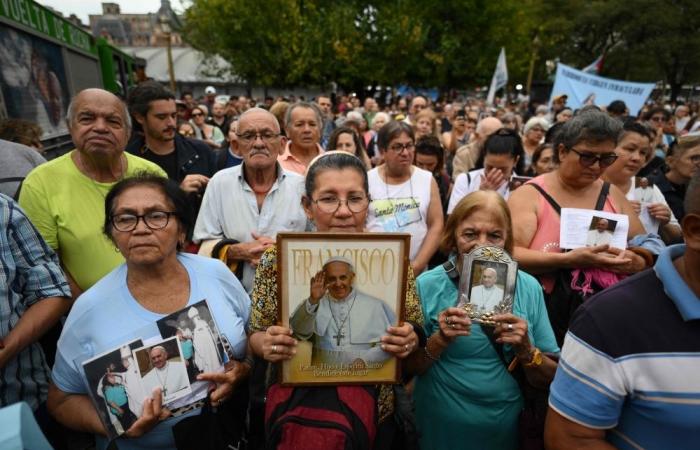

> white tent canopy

[{"left": 122, "top": 47, "right": 242, "bottom": 84}]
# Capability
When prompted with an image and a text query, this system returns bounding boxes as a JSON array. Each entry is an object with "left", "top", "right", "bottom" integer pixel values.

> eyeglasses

[
  {"left": 313, "top": 195, "right": 370, "bottom": 214},
  {"left": 569, "top": 148, "right": 618, "bottom": 168},
  {"left": 191, "top": 112, "right": 203, "bottom": 117},
  {"left": 111, "top": 211, "right": 177, "bottom": 232},
  {"left": 179, "top": 131, "right": 194, "bottom": 137},
  {"left": 236, "top": 130, "right": 281, "bottom": 144},
  {"left": 387, "top": 142, "right": 415, "bottom": 153}
]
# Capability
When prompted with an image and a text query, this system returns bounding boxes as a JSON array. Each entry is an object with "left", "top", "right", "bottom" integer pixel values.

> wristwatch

[{"left": 523, "top": 347, "right": 543, "bottom": 368}]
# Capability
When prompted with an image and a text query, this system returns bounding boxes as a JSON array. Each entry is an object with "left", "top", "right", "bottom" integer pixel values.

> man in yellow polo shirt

[{"left": 19, "top": 88, "right": 165, "bottom": 297}]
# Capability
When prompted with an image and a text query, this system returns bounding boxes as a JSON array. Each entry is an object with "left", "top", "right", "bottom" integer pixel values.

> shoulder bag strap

[
  {"left": 594, "top": 182, "right": 610, "bottom": 211},
  {"left": 527, "top": 183, "right": 562, "bottom": 215}
]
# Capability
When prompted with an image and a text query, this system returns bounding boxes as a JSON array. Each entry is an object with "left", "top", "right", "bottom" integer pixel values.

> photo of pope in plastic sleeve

[
  {"left": 279, "top": 234, "right": 409, "bottom": 385},
  {"left": 133, "top": 337, "right": 192, "bottom": 405}
]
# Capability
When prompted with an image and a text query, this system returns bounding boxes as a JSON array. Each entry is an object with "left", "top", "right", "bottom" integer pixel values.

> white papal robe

[
  {"left": 141, "top": 361, "right": 189, "bottom": 402},
  {"left": 290, "top": 288, "right": 396, "bottom": 365}
]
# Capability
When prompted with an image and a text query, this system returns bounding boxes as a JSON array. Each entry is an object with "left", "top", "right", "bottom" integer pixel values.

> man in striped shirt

[
  {"left": 0, "top": 194, "right": 71, "bottom": 414},
  {"left": 545, "top": 173, "right": 700, "bottom": 450}
]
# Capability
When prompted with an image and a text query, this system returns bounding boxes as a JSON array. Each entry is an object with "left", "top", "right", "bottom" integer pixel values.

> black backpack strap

[
  {"left": 527, "top": 183, "right": 561, "bottom": 215},
  {"left": 594, "top": 182, "right": 610, "bottom": 211}
]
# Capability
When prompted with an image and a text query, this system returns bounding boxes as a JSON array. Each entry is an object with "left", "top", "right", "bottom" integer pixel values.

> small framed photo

[
  {"left": 82, "top": 339, "right": 145, "bottom": 439},
  {"left": 457, "top": 245, "right": 518, "bottom": 325},
  {"left": 132, "top": 337, "right": 192, "bottom": 404},
  {"left": 586, "top": 216, "right": 617, "bottom": 247},
  {"left": 277, "top": 232, "right": 410, "bottom": 386},
  {"left": 156, "top": 300, "right": 225, "bottom": 384}
]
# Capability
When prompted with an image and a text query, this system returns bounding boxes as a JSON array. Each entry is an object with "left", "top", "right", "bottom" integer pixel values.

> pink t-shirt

[
  {"left": 277, "top": 142, "right": 323, "bottom": 175},
  {"left": 526, "top": 175, "right": 619, "bottom": 293}
]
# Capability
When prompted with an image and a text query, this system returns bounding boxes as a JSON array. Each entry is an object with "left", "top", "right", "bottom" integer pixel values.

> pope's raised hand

[{"left": 309, "top": 270, "right": 326, "bottom": 304}]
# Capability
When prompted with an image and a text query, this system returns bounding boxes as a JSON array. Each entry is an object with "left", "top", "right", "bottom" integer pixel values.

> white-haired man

[
  {"left": 469, "top": 267, "right": 504, "bottom": 311},
  {"left": 193, "top": 108, "right": 307, "bottom": 292},
  {"left": 586, "top": 218, "right": 613, "bottom": 247},
  {"left": 289, "top": 256, "right": 396, "bottom": 366},
  {"left": 141, "top": 346, "right": 189, "bottom": 402}
]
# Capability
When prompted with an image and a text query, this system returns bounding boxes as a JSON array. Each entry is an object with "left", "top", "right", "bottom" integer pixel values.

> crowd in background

[{"left": 1, "top": 81, "right": 699, "bottom": 450}]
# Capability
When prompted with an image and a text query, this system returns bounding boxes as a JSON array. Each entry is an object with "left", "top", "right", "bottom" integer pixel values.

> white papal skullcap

[
  {"left": 322, "top": 255, "right": 355, "bottom": 272},
  {"left": 187, "top": 307, "right": 199, "bottom": 319}
]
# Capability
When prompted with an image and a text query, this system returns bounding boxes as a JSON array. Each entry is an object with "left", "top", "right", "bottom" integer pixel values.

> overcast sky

[{"left": 38, "top": 0, "right": 187, "bottom": 24}]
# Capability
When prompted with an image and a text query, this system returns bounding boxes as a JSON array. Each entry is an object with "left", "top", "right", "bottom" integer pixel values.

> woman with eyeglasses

[
  {"left": 508, "top": 111, "right": 649, "bottom": 345},
  {"left": 248, "top": 151, "right": 424, "bottom": 448},
  {"left": 48, "top": 173, "right": 251, "bottom": 450},
  {"left": 190, "top": 105, "right": 224, "bottom": 149},
  {"left": 447, "top": 127, "right": 525, "bottom": 214},
  {"left": 413, "top": 190, "right": 559, "bottom": 450},
  {"left": 366, "top": 121, "right": 444, "bottom": 275},
  {"left": 522, "top": 117, "right": 549, "bottom": 168}
]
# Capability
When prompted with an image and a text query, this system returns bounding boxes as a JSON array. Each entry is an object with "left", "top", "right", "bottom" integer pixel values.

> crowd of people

[{"left": 0, "top": 82, "right": 699, "bottom": 450}]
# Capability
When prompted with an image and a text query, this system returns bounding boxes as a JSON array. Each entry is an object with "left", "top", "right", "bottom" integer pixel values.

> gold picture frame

[{"left": 277, "top": 232, "right": 410, "bottom": 385}]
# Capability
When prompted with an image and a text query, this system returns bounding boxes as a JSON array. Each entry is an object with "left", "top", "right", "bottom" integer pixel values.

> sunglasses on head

[{"left": 569, "top": 147, "right": 618, "bottom": 168}]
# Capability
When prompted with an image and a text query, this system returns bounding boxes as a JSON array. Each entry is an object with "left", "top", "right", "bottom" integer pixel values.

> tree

[{"left": 182, "top": 0, "right": 543, "bottom": 92}]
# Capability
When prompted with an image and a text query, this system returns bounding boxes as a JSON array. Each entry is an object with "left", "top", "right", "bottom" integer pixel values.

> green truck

[{"left": 0, "top": 0, "right": 142, "bottom": 154}]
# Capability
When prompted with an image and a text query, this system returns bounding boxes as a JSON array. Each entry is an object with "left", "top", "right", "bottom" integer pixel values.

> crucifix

[{"left": 333, "top": 329, "right": 345, "bottom": 346}]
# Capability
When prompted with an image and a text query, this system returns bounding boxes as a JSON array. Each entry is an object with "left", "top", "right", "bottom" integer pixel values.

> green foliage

[{"left": 183, "top": 0, "right": 700, "bottom": 98}]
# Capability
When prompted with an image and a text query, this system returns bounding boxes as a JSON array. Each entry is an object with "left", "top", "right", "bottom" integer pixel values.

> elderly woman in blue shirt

[
  {"left": 413, "top": 190, "right": 559, "bottom": 450},
  {"left": 48, "top": 174, "right": 251, "bottom": 450}
]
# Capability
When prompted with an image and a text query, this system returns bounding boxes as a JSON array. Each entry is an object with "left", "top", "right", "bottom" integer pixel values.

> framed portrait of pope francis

[
  {"left": 277, "top": 232, "right": 410, "bottom": 385},
  {"left": 457, "top": 245, "right": 517, "bottom": 325}
]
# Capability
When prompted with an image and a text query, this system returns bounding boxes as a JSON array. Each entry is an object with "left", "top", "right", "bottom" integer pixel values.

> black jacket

[
  {"left": 126, "top": 133, "right": 218, "bottom": 182},
  {"left": 126, "top": 134, "right": 218, "bottom": 216}
]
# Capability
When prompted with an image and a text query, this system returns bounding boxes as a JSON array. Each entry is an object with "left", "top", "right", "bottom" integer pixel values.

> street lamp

[{"left": 159, "top": 13, "right": 176, "bottom": 93}]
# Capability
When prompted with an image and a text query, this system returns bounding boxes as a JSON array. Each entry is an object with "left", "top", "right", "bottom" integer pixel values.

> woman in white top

[
  {"left": 447, "top": 128, "right": 524, "bottom": 214},
  {"left": 602, "top": 121, "right": 681, "bottom": 243},
  {"left": 367, "top": 121, "right": 444, "bottom": 275}
]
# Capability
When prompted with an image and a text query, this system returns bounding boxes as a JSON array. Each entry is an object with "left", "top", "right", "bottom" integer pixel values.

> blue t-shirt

[
  {"left": 52, "top": 254, "right": 250, "bottom": 450},
  {"left": 104, "top": 385, "right": 128, "bottom": 414},
  {"left": 549, "top": 245, "right": 700, "bottom": 450}
]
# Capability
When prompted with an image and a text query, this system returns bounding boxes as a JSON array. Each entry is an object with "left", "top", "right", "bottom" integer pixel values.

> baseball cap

[{"left": 204, "top": 86, "right": 216, "bottom": 95}]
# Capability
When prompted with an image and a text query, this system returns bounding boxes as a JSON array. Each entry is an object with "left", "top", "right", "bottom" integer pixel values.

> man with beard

[
  {"left": 193, "top": 108, "right": 307, "bottom": 291},
  {"left": 126, "top": 81, "right": 217, "bottom": 213}
]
